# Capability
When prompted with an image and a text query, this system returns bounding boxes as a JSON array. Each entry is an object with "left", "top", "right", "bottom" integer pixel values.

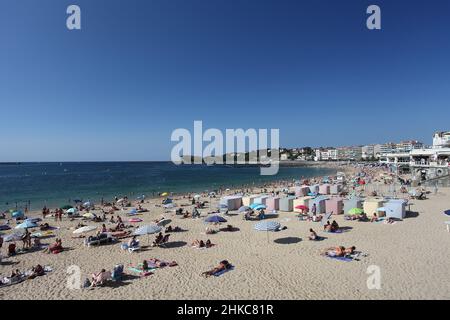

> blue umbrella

[
  {"left": 249, "top": 203, "right": 264, "bottom": 209},
  {"left": 134, "top": 224, "right": 162, "bottom": 236},
  {"left": 238, "top": 206, "right": 251, "bottom": 212},
  {"left": 254, "top": 221, "right": 280, "bottom": 231},
  {"left": 12, "top": 211, "right": 24, "bottom": 219},
  {"left": 252, "top": 204, "right": 266, "bottom": 211},
  {"left": 15, "top": 220, "right": 38, "bottom": 229},
  {"left": 444, "top": 210, "right": 450, "bottom": 216},
  {"left": 3, "top": 231, "right": 25, "bottom": 242},
  {"left": 204, "top": 215, "right": 227, "bottom": 223},
  {"left": 134, "top": 224, "right": 162, "bottom": 244}
]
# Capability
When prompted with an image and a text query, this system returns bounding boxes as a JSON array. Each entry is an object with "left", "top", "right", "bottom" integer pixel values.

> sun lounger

[{"left": 84, "top": 233, "right": 116, "bottom": 247}]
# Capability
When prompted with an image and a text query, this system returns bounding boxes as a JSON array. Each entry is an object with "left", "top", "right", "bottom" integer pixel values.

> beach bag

[
  {"left": 82, "top": 278, "right": 91, "bottom": 288},
  {"left": 112, "top": 264, "right": 124, "bottom": 281}
]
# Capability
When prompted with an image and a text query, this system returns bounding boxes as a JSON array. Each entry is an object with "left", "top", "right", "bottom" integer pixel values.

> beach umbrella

[
  {"left": 73, "top": 225, "right": 97, "bottom": 234},
  {"left": 193, "top": 194, "right": 201, "bottom": 199},
  {"left": 83, "top": 201, "right": 93, "bottom": 208},
  {"left": 116, "top": 198, "right": 126, "bottom": 204},
  {"left": 157, "top": 218, "right": 172, "bottom": 227},
  {"left": 66, "top": 208, "right": 78, "bottom": 215},
  {"left": 320, "top": 212, "right": 332, "bottom": 225},
  {"left": 15, "top": 220, "right": 38, "bottom": 229},
  {"left": 444, "top": 210, "right": 450, "bottom": 216},
  {"left": 136, "top": 195, "right": 146, "bottom": 200},
  {"left": 163, "top": 203, "right": 176, "bottom": 209},
  {"left": 161, "top": 192, "right": 169, "bottom": 197},
  {"left": 0, "top": 224, "right": 11, "bottom": 231},
  {"left": 204, "top": 215, "right": 227, "bottom": 223},
  {"left": 238, "top": 206, "right": 251, "bottom": 212},
  {"left": 82, "top": 212, "right": 95, "bottom": 219},
  {"left": 12, "top": 211, "right": 24, "bottom": 219},
  {"left": 254, "top": 220, "right": 281, "bottom": 243},
  {"left": 254, "top": 221, "right": 281, "bottom": 232},
  {"left": 3, "top": 231, "right": 25, "bottom": 242},
  {"left": 295, "top": 205, "right": 309, "bottom": 212},
  {"left": 249, "top": 203, "right": 265, "bottom": 210},
  {"left": 253, "top": 204, "right": 267, "bottom": 211},
  {"left": 347, "top": 208, "right": 364, "bottom": 215},
  {"left": 60, "top": 205, "right": 73, "bottom": 210},
  {"left": 134, "top": 224, "right": 162, "bottom": 244}
]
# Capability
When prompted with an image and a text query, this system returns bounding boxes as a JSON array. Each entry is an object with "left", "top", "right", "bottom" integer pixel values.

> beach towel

[
  {"left": 326, "top": 255, "right": 353, "bottom": 262},
  {"left": 213, "top": 266, "right": 235, "bottom": 277},
  {"left": 127, "top": 267, "right": 154, "bottom": 276},
  {"left": 324, "top": 229, "right": 343, "bottom": 234}
]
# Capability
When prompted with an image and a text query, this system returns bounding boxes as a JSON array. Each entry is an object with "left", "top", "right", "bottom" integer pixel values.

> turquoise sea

[{"left": 0, "top": 162, "right": 336, "bottom": 211}]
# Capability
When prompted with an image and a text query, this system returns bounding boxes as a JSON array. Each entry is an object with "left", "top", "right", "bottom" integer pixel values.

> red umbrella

[{"left": 295, "top": 205, "right": 309, "bottom": 212}]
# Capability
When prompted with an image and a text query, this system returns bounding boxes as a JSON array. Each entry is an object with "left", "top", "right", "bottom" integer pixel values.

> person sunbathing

[
  {"left": 330, "top": 220, "right": 339, "bottom": 232},
  {"left": 39, "top": 223, "right": 51, "bottom": 231},
  {"left": 323, "top": 246, "right": 356, "bottom": 257},
  {"left": 165, "top": 225, "right": 182, "bottom": 233},
  {"left": 44, "top": 238, "right": 63, "bottom": 254},
  {"left": 90, "top": 269, "right": 109, "bottom": 287},
  {"left": 128, "top": 236, "right": 139, "bottom": 248},
  {"left": 201, "top": 260, "right": 232, "bottom": 278},
  {"left": 370, "top": 213, "right": 378, "bottom": 222},
  {"left": 147, "top": 258, "right": 178, "bottom": 268},
  {"left": 308, "top": 228, "right": 318, "bottom": 241},
  {"left": 28, "top": 264, "right": 45, "bottom": 279}
]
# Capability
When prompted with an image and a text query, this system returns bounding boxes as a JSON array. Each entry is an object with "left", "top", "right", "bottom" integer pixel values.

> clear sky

[{"left": 1, "top": 0, "right": 449, "bottom": 161}]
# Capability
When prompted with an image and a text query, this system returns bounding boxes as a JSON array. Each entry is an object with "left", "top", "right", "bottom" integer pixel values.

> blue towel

[{"left": 213, "top": 266, "right": 235, "bottom": 277}]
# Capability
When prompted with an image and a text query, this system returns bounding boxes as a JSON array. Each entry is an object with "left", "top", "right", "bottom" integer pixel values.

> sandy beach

[{"left": 1, "top": 165, "right": 450, "bottom": 300}]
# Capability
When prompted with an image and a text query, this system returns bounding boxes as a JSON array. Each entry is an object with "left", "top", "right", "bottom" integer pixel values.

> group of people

[{"left": 191, "top": 239, "right": 214, "bottom": 248}]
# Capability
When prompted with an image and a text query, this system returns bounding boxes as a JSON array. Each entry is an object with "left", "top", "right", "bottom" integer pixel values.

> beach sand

[{"left": 1, "top": 170, "right": 450, "bottom": 300}]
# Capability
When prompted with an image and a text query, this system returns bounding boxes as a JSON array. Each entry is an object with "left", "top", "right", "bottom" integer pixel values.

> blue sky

[{"left": 0, "top": 0, "right": 449, "bottom": 161}]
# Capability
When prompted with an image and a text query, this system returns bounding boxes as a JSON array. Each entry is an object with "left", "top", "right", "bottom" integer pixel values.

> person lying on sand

[
  {"left": 147, "top": 258, "right": 178, "bottom": 268},
  {"left": 153, "top": 216, "right": 165, "bottom": 224},
  {"left": 201, "top": 260, "right": 232, "bottom": 278},
  {"left": 43, "top": 238, "right": 63, "bottom": 254},
  {"left": 205, "top": 226, "right": 218, "bottom": 234},
  {"left": 308, "top": 228, "right": 318, "bottom": 241},
  {"left": 191, "top": 239, "right": 214, "bottom": 248},
  {"left": 27, "top": 264, "right": 45, "bottom": 279},
  {"left": 39, "top": 223, "right": 51, "bottom": 231},
  {"left": 165, "top": 225, "right": 182, "bottom": 233},
  {"left": 322, "top": 246, "right": 356, "bottom": 257}
]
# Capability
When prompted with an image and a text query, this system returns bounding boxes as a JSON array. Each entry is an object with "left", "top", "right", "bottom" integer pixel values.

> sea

[{"left": 0, "top": 162, "right": 337, "bottom": 211}]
